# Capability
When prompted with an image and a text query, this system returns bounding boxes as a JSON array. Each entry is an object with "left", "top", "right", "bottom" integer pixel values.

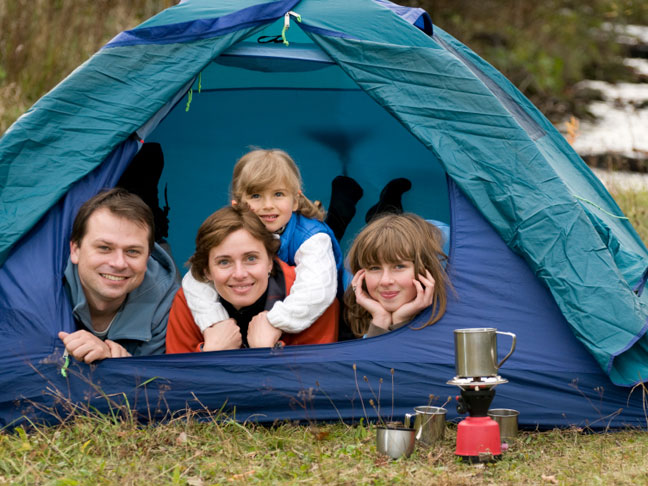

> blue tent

[{"left": 1, "top": 0, "right": 647, "bottom": 428}]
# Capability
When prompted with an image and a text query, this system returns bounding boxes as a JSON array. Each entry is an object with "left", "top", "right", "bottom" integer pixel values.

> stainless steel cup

[
  {"left": 454, "top": 328, "right": 516, "bottom": 377},
  {"left": 375, "top": 426, "right": 416, "bottom": 459},
  {"left": 404, "top": 406, "right": 446, "bottom": 445},
  {"left": 488, "top": 408, "right": 519, "bottom": 441}
]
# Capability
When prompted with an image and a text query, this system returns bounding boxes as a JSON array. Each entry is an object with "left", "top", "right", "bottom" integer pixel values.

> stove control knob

[{"left": 456, "top": 395, "right": 467, "bottom": 414}]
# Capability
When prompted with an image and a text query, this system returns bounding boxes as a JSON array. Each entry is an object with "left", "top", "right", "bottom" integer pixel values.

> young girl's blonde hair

[
  {"left": 230, "top": 149, "right": 325, "bottom": 221},
  {"left": 344, "top": 213, "right": 449, "bottom": 337}
]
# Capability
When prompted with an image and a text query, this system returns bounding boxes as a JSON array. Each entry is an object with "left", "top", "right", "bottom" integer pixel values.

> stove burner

[{"left": 446, "top": 375, "right": 508, "bottom": 390}]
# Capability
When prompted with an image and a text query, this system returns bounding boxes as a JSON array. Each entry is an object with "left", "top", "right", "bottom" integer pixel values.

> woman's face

[
  {"left": 205, "top": 229, "right": 273, "bottom": 309},
  {"left": 363, "top": 261, "right": 418, "bottom": 312}
]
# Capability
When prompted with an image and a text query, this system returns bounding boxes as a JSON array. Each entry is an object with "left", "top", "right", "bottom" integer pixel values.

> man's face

[{"left": 70, "top": 208, "right": 150, "bottom": 313}]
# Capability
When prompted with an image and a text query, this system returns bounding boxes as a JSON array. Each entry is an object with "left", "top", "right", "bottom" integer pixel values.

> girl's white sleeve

[
  {"left": 181, "top": 271, "right": 230, "bottom": 333},
  {"left": 267, "top": 233, "right": 337, "bottom": 333}
]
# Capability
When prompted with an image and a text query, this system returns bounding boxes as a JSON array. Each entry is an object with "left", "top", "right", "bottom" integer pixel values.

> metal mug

[
  {"left": 375, "top": 426, "right": 416, "bottom": 459},
  {"left": 454, "top": 328, "right": 516, "bottom": 377},
  {"left": 488, "top": 408, "right": 519, "bottom": 441},
  {"left": 404, "top": 406, "right": 446, "bottom": 445}
]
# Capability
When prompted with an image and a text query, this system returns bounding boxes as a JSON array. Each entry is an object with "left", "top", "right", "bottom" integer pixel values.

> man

[{"left": 58, "top": 188, "right": 179, "bottom": 363}]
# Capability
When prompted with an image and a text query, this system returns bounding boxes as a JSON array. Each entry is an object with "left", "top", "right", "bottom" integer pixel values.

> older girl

[{"left": 344, "top": 213, "right": 449, "bottom": 338}]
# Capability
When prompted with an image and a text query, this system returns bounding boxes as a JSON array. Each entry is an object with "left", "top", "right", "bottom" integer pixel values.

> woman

[
  {"left": 344, "top": 213, "right": 449, "bottom": 338},
  {"left": 166, "top": 206, "right": 338, "bottom": 353}
]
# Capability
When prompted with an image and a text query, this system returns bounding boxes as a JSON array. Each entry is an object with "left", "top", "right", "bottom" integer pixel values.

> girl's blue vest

[{"left": 277, "top": 213, "right": 348, "bottom": 296}]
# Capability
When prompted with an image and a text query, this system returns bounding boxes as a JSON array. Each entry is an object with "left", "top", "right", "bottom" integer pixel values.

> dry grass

[
  {"left": 0, "top": 0, "right": 175, "bottom": 133},
  {"left": 1, "top": 412, "right": 648, "bottom": 485},
  {"left": 609, "top": 188, "right": 648, "bottom": 245}
]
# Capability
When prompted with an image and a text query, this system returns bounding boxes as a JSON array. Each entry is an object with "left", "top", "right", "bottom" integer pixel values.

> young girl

[
  {"left": 182, "top": 149, "right": 344, "bottom": 337},
  {"left": 344, "top": 213, "right": 449, "bottom": 338}
]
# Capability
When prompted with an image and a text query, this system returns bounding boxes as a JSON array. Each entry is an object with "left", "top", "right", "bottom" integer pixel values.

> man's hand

[
  {"left": 105, "top": 340, "right": 132, "bottom": 358},
  {"left": 58, "top": 330, "right": 111, "bottom": 364},
  {"left": 203, "top": 318, "right": 242, "bottom": 351},
  {"left": 247, "top": 311, "right": 282, "bottom": 348}
]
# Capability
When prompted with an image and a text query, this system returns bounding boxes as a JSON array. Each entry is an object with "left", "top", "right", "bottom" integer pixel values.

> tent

[{"left": 1, "top": 0, "right": 647, "bottom": 429}]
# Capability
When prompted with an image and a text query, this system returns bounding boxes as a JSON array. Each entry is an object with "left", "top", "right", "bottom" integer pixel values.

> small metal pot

[
  {"left": 376, "top": 426, "right": 416, "bottom": 459},
  {"left": 404, "top": 406, "right": 446, "bottom": 445},
  {"left": 488, "top": 408, "right": 519, "bottom": 441}
]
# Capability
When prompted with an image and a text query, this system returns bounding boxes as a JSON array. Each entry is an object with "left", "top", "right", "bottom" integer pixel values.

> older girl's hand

[
  {"left": 391, "top": 270, "right": 435, "bottom": 326},
  {"left": 352, "top": 270, "right": 392, "bottom": 330}
]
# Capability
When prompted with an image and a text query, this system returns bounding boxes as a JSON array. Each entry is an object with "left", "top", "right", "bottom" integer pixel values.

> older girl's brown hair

[
  {"left": 188, "top": 206, "right": 280, "bottom": 282},
  {"left": 344, "top": 213, "right": 449, "bottom": 337},
  {"left": 230, "top": 148, "right": 325, "bottom": 221}
]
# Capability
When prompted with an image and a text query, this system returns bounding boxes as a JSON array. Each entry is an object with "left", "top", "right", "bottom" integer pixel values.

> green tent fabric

[{"left": 0, "top": 0, "right": 647, "bottom": 386}]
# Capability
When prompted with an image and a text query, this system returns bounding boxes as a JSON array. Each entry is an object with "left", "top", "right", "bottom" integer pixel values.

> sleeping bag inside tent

[{"left": 1, "top": 0, "right": 648, "bottom": 429}]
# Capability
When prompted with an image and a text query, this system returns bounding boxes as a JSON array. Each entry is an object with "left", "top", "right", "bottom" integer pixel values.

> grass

[
  {"left": 609, "top": 188, "right": 648, "bottom": 245},
  {"left": 2, "top": 411, "right": 648, "bottom": 485}
]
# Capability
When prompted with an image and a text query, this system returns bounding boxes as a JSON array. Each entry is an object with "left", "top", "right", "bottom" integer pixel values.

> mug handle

[
  {"left": 404, "top": 413, "right": 414, "bottom": 429},
  {"left": 404, "top": 413, "right": 423, "bottom": 440},
  {"left": 496, "top": 331, "right": 516, "bottom": 369}
]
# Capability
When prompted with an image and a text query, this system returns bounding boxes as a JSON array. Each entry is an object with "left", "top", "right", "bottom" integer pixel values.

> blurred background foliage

[
  {"left": 0, "top": 0, "right": 647, "bottom": 133},
  {"left": 0, "top": 0, "right": 176, "bottom": 132},
  {"left": 406, "top": 0, "right": 648, "bottom": 120}
]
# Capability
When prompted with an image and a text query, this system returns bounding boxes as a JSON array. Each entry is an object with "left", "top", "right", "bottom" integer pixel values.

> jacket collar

[{"left": 63, "top": 245, "right": 174, "bottom": 343}]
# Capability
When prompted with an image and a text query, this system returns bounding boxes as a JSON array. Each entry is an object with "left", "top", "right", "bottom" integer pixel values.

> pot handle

[
  {"left": 495, "top": 331, "right": 516, "bottom": 369},
  {"left": 404, "top": 413, "right": 414, "bottom": 429}
]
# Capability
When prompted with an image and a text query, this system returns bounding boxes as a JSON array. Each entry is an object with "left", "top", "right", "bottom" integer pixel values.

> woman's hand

[
  {"left": 391, "top": 270, "right": 435, "bottom": 326},
  {"left": 203, "top": 318, "right": 242, "bottom": 351},
  {"left": 352, "top": 270, "right": 392, "bottom": 330},
  {"left": 247, "top": 311, "right": 282, "bottom": 348}
]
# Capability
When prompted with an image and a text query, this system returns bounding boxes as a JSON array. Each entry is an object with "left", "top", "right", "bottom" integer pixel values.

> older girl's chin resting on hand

[{"left": 344, "top": 213, "right": 449, "bottom": 338}]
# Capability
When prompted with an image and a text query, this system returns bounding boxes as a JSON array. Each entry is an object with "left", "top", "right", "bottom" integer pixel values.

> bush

[{"left": 0, "top": 0, "right": 175, "bottom": 133}]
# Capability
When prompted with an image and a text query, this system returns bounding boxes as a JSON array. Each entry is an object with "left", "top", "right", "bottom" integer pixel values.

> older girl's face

[
  {"left": 363, "top": 260, "right": 418, "bottom": 312},
  {"left": 204, "top": 229, "right": 273, "bottom": 309}
]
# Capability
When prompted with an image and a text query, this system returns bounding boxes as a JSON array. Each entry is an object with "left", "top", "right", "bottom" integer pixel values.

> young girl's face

[
  {"left": 242, "top": 184, "right": 298, "bottom": 233},
  {"left": 363, "top": 260, "right": 418, "bottom": 312}
]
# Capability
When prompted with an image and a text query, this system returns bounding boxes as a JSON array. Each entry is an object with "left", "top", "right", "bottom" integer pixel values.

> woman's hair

[
  {"left": 344, "top": 213, "right": 449, "bottom": 337},
  {"left": 188, "top": 206, "right": 280, "bottom": 282},
  {"left": 230, "top": 148, "right": 325, "bottom": 221}
]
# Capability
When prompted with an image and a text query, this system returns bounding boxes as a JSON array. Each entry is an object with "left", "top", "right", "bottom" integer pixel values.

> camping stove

[
  {"left": 447, "top": 375, "right": 508, "bottom": 463},
  {"left": 449, "top": 328, "right": 516, "bottom": 463}
]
